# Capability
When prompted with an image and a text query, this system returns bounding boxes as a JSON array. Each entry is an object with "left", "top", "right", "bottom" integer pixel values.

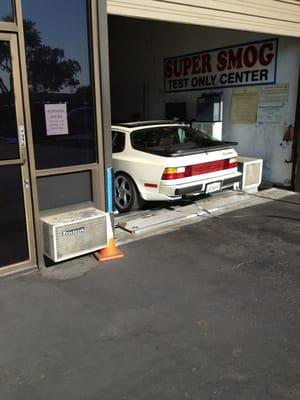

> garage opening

[{"left": 108, "top": 15, "right": 300, "bottom": 230}]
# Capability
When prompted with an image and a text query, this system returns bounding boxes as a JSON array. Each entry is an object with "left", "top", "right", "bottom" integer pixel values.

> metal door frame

[
  {"left": 1, "top": 1, "right": 113, "bottom": 272},
  {"left": 14, "top": 0, "right": 111, "bottom": 269},
  {"left": 0, "top": 32, "right": 37, "bottom": 276}
]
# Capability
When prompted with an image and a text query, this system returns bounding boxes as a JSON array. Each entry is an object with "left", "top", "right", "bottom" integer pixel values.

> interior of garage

[{"left": 108, "top": 15, "right": 300, "bottom": 189}]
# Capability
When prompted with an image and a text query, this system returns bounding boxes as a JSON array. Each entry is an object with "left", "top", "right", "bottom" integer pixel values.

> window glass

[
  {"left": 112, "top": 131, "right": 125, "bottom": 153},
  {"left": 0, "top": 166, "right": 29, "bottom": 268},
  {"left": 131, "top": 126, "right": 223, "bottom": 156},
  {"left": 22, "top": 0, "right": 97, "bottom": 169},
  {"left": 37, "top": 171, "right": 92, "bottom": 210},
  {"left": 1, "top": 1, "right": 14, "bottom": 22},
  {"left": 0, "top": 40, "right": 19, "bottom": 160}
]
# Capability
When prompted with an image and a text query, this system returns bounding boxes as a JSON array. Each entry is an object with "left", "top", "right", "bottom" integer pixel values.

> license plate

[{"left": 206, "top": 182, "right": 221, "bottom": 194}]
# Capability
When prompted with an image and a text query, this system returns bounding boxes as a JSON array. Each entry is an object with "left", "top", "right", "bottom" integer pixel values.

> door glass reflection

[
  {"left": 0, "top": 1, "right": 14, "bottom": 22},
  {"left": 0, "top": 40, "right": 19, "bottom": 160},
  {"left": 0, "top": 166, "right": 29, "bottom": 268},
  {"left": 22, "top": 0, "right": 97, "bottom": 169}
]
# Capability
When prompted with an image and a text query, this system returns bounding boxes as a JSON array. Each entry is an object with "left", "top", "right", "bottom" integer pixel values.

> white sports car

[{"left": 112, "top": 121, "right": 242, "bottom": 212}]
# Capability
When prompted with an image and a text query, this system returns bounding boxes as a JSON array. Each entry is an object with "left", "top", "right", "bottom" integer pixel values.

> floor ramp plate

[
  {"left": 116, "top": 208, "right": 198, "bottom": 234},
  {"left": 115, "top": 191, "right": 249, "bottom": 234},
  {"left": 195, "top": 192, "right": 249, "bottom": 213},
  {"left": 115, "top": 189, "right": 296, "bottom": 236}
]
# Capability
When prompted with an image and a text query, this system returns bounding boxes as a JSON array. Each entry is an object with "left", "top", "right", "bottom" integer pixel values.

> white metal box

[
  {"left": 41, "top": 207, "right": 108, "bottom": 262},
  {"left": 238, "top": 156, "right": 263, "bottom": 193}
]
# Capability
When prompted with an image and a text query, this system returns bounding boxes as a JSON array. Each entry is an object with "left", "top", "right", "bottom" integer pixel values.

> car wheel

[{"left": 114, "top": 173, "right": 143, "bottom": 213}]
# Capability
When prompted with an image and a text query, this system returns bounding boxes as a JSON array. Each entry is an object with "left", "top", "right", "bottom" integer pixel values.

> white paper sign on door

[{"left": 45, "top": 103, "right": 69, "bottom": 136}]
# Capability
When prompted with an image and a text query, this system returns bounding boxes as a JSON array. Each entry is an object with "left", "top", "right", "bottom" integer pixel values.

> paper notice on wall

[
  {"left": 258, "top": 84, "right": 289, "bottom": 104},
  {"left": 256, "top": 84, "right": 288, "bottom": 126},
  {"left": 256, "top": 103, "right": 286, "bottom": 126},
  {"left": 45, "top": 103, "right": 69, "bottom": 136},
  {"left": 231, "top": 87, "right": 258, "bottom": 123}
]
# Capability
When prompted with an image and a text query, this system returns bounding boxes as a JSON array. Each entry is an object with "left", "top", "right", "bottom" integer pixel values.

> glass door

[{"left": 0, "top": 33, "right": 35, "bottom": 272}]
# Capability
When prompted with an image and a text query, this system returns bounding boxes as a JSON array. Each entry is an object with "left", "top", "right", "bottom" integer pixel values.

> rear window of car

[{"left": 131, "top": 126, "right": 224, "bottom": 156}]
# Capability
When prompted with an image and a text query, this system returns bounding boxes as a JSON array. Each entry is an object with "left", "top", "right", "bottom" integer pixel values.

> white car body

[{"left": 112, "top": 122, "right": 241, "bottom": 208}]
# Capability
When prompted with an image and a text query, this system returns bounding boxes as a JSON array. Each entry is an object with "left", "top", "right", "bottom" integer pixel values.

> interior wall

[{"left": 108, "top": 16, "right": 300, "bottom": 185}]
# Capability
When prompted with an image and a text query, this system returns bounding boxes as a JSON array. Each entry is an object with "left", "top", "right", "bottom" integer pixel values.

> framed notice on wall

[
  {"left": 231, "top": 87, "right": 258, "bottom": 123},
  {"left": 45, "top": 103, "right": 69, "bottom": 136},
  {"left": 257, "top": 84, "right": 289, "bottom": 126},
  {"left": 257, "top": 103, "right": 286, "bottom": 126},
  {"left": 230, "top": 83, "right": 289, "bottom": 125}
]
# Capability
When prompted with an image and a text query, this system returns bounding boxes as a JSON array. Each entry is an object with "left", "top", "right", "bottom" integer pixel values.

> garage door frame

[{"left": 107, "top": 0, "right": 300, "bottom": 38}]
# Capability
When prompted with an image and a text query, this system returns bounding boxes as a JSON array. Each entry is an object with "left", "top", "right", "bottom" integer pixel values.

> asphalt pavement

[{"left": 1, "top": 193, "right": 299, "bottom": 399}]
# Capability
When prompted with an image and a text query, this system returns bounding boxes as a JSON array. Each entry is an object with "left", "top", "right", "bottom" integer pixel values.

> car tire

[{"left": 114, "top": 173, "right": 145, "bottom": 213}]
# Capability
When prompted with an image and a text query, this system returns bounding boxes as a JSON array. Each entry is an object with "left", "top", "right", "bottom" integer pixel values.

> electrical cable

[{"left": 212, "top": 214, "right": 300, "bottom": 223}]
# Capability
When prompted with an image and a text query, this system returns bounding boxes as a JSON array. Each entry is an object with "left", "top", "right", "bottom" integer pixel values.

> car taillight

[
  {"left": 228, "top": 157, "right": 238, "bottom": 168},
  {"left": 161, "top": 158, "right": 237, "bottom": 180},
  {"left": 161, "top": 167, "right": 188, "bottom": 180}
]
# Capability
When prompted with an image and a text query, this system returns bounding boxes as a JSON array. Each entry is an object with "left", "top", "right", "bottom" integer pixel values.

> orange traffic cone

[{"left": 94, "top": 216, "right": 124, "bottom": 262}]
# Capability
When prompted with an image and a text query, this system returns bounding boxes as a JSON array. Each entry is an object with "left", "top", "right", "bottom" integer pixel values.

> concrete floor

[{"left": 1, "top": 192, "right": 300, "bottom": 399}]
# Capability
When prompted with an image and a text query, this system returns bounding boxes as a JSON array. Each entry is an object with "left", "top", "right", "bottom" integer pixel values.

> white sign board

[
  {"left": 164, "top": 39, "right": 278, "bottom": 93},
  {"left": 45, "top": 103, "right": 69, "bottom": 136}
]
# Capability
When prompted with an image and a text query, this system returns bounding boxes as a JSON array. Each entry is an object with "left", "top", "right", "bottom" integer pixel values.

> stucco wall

[{"left": 109, "top": 16, "right": 300, "bottom": 184}]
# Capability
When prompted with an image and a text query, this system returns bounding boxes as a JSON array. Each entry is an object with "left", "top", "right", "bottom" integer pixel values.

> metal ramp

[
  {"left": 115, "top": 190, "right": 251, "bottom": 234},
  {"left": 115, "top": 188, "right": 295, "bottom": 238},
  {"left": 116, "top": 207, "right": 201, "bottom": 234}
]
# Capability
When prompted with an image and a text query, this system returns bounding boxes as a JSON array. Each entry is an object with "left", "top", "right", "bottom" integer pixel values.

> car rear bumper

[{"left": 160, "top": 172, "right": 242, "bottom": 197}]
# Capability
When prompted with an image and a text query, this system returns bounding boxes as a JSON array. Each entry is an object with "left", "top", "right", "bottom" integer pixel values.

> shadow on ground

[{"left": 0, "top": 194, "right": 299, "bottom": 400}]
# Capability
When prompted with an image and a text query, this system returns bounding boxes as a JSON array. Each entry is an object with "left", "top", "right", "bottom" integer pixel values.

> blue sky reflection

[{"left": 22, "top": 0, "right": 90, "bottom": 88}]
